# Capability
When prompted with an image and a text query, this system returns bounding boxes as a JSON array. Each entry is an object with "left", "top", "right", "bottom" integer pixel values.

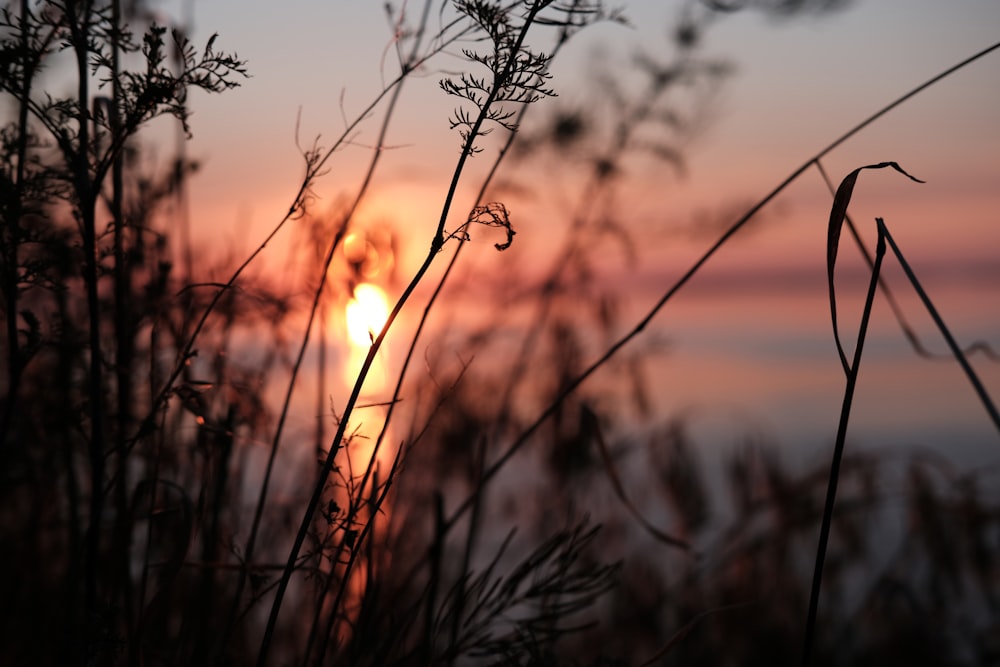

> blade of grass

[
  {"left": 880, "top": 221, "right": 1000, "bottom": 433},
  {"left": 815, "top": 159, "right": 999, "bottom": 362},
  {"left": 803, "top": 218, "right": 886, "bottom": 667},
  {"left": 639, "top": 602, "right": 753, "bottom": 667},
  {"left": 826, "top": 162, "right": 923, "bottom": 376},
  {"left": 586, "top": 405, "right": 691, "bottom": 551}
]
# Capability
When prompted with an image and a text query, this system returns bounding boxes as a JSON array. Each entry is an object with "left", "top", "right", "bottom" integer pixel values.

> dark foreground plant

[
  {"left": 2, "top": 2, "right": 249, "bottom": 663},
  {"left": 803, "top": 161, "right": 1000, "bottom": 665}
]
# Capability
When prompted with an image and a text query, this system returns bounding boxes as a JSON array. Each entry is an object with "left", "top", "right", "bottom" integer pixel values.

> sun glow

[{"left": 345, "top": 283, "right": 390, "bottom": 348}]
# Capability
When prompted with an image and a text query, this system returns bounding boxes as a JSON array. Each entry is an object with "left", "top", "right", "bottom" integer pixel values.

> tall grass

[{"left": 1, "top": 1, "right": 999, "bottom": 665}]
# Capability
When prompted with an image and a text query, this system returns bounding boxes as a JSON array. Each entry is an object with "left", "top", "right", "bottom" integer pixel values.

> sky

[
  {"left": 163, "top": 0, "right": 1000, "bottom": 263},
  {"left": 138, "top": 0, "right": 1000, "bottom": 467}
]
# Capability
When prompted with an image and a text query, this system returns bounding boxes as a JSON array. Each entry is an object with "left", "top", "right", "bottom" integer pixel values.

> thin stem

[
  {"left": 227, "top": 7, "right": 413, "bottom": 654},
  {"left": 880, "top": 223, "right": 1000, "bottom": 433},
  {"left": 256, "top": 4, "right": 550, "bottom": 663},
  {"left": 303, "top": 3, "right": 439, "bottom": 653},
  {"left": 802, "top": 219, "right": 885, "bottom": 667},
  {"left": 363, "top": 5, "right": 597, "bottom": 603},
  {"left": 69, "top": 4, "right": 109, "bottom": 652},
  {"left": 0, "top": 0, "right": 32, "bottom": 445},
  {"left": 109, "top": 0, "right": 137, "bottom": 655}
]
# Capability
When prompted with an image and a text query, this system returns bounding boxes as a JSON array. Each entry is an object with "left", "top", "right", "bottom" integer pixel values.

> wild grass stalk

[
  {"left": 803, "top": 153, "right": 1000, "bottom": 663},
  {"left": 256, "top": 4, "right": 565, "bottom": 661},
  {"left": 0, "top": 0, "right": 36, "bottom": 445},
  {"left": 357, "top": 6, "right": 632, "bottom": 652},
  {"left": 803, "top": 208, "right": 887, "bottom": 667},
  {"left": 879, "top": 222, "right": 1000, "bottom": 432},
  {"left": 294, "top": 6, "right": 445, "bottom": 655},
  {"left": 815, "top": 158, "right": 998, "bottom": 362}
]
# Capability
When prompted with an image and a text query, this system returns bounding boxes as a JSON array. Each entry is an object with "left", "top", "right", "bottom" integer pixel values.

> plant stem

[
  {"left": 256, "top": 4, "right": 549, "bottom": 663},
  {"left": 802, "top": 219, "right": 885, "bottom": 667},
  {"left": 0, "top": 0, "right": 32, "bottom": 446},
  {"left": 881, "top": 223, "right": 1000, "bottom": 432},
  {"left": 69, "top": 3, "right": 108, "bottom": 651}
]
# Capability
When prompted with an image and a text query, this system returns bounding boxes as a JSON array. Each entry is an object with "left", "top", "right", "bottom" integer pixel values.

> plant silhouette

[{"left": 2, "top": 1, "right": 999, "bottom": 666}]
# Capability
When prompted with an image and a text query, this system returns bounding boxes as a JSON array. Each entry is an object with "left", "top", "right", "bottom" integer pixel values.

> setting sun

[{"left": 345, "top": 283, "right": 390, "bottom": 347}]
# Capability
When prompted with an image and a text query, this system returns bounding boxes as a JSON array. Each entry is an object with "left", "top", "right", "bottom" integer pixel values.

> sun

[{"left": 345, "top": 283, "right": 390, "bottom": 347}]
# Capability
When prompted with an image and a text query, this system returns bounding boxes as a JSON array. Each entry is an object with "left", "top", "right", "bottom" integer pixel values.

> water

[{"left": 616, "top": 258, "right": 1000, "bottom": 474}]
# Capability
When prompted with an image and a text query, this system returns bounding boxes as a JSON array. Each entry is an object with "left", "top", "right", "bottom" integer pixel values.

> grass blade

[
  {"left": 879, "top": 220, "right": 1000, "bottom": 433},
  {"left": 805, "top": 218, "right": 887, "bottom": 667},
  {"left": 815, "top": 159, "right": 999, "bottom": 363},
  {"left": 586, "top": 405, "right": 691, "bottom": 551},
  {"left": 827, "top": 162, "right": 923, "bottom": 376},
  {"left": 639, "top": 602, "right": 753, "bottom": 667}
]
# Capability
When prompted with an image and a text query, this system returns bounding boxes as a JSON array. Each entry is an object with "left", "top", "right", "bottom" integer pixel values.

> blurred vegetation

[{"left": 2, "top": 1, "right": 999, "bottom": 666}]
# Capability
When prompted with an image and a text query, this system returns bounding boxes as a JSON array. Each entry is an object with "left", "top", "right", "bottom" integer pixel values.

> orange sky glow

[{"left": 144, "top": 0, "right": 1000, "bottom": 469}]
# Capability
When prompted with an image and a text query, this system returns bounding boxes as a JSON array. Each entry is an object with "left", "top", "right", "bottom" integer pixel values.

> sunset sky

[
  {"left": 145, "top": 1, "right": 1000, "bottom": 465},
  {"left": 168, "top": 1, "right": 999, "bottom": 267}
]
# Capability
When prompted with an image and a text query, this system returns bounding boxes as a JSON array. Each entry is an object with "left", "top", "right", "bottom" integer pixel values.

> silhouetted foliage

[{"left": 2, "top": 1, "right": 998, "bottom": 666}]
